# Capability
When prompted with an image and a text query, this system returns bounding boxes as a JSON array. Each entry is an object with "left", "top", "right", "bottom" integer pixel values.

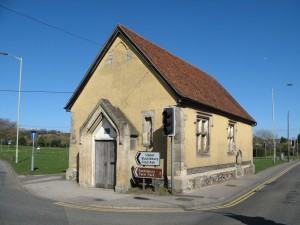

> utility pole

[
  {"left": 287, "top": 111, "right": 290, "bottom": 162},
  {"left": 272, "top": 88, "right": 276, "bottom": 164}
]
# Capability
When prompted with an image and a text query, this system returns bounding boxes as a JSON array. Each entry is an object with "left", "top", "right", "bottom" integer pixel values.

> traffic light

[{"left": 162, "top": 107, "right": 175, "bottom": 136}]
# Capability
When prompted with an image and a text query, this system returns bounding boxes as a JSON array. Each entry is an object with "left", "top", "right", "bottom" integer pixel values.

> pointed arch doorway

[
  {"left": 79, "top": 99, "right": 139, "bottom": 192},
  {"left": 94, "top": 118, "right": 117, "bottom": 189}
]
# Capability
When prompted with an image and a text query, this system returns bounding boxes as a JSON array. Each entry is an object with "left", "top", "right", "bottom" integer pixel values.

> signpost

[
  {"left": 135, "top": 152, "right": 160, "bottom": 166},
  {"left": 31, "top": 130, "right": 36, "bottom": 172},
  {"left": 7, "top": 139, "right": 11, "bottom": 151},
  {"left": 134, "top": 151, "right": 162, "bottom": 191},
  {"left": 134, "top": 167, "right": 163, "bottom": 179}
]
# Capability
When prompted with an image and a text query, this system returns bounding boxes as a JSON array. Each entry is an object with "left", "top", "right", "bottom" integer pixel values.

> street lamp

[
  {"left": 287, "top": 111, "right": 290, "bottom": 162},
  {"left": 286, "top": 84, "right": 293, "bottom": 162},
  {"left": 272, "top": 88, "right": 276, "bottom": 164},
  {"left": 0, "top": 51, "right": 23, "bottom": 163},
  {"left": 296, "top": 139, "right": 299, "bottom": 157}
]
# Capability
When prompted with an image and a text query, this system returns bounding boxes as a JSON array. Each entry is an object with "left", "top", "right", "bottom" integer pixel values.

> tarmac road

[
  {"left": 0, "top": 160, "right": 69, "bottom": 225},
  {"left": 1, "top": 159, "right": 300, "bottom": 225}
]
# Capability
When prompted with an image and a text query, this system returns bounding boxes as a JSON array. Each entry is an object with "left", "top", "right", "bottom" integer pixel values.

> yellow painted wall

[
  {"left": 68, "top": 34, "right": 254, "bottom": 188},
  {"left": 69, "top": 35, "right": 176, "bottom": 184},
  {"left": 183, "top": 108, "right": 253, "bottom": 169}
]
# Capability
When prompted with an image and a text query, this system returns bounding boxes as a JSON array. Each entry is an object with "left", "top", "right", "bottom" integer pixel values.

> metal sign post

[
  {"left": 31, "top": 131, "right": 36, "bottom": 172},
  {"left": 171, "top": 136, "right": 174, "bottom": 195},
  {"left": 7, "top": 140, "right": 11, "bottom": 151}
]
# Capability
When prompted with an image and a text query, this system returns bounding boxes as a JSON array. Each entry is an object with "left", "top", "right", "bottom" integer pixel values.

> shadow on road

[{"left": 225, "top": 213, "right": 286, "bottom": 225}]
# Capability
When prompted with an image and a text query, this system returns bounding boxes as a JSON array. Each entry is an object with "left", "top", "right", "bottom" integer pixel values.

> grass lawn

[
  {"left": 253, "top": 157, "right": 290, "bottom": 173},
  {"left": 0, "top": 145, "right": 296, "bottom": 175},
  {"left": 0, "top": 146, "right": 68, "bottom": 175}
]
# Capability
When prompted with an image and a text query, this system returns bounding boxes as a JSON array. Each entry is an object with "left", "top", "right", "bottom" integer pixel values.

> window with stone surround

[
  {"left": 227, "top": 121, "right": 236, "bottom": 154},
  {"left": 196, "top": 112, "right": 211, "bottom": 156}
]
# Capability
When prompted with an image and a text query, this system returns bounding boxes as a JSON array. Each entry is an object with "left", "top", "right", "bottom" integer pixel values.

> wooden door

[{"left": 95, "top": 141, "right": 116, "bottom": 189}]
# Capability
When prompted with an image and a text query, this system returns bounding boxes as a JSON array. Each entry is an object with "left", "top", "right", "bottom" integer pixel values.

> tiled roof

[
  {"left": 65, "top": 24, "right": 256, "bottom": 125},
  {"left": 118, "top": 24, "right": 256, "bottom": 125}
]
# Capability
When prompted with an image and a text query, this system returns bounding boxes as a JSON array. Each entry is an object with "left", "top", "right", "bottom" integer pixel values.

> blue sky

[{"left": 0, "top": 0, "right": 299, "bottom": 139}]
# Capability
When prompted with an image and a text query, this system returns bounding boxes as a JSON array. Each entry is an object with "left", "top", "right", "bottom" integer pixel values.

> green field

[
  {"left": 0, "top": 146, "right": 68, "bottom": 175},
  {"left": 253, "top": 157, "right": 293, "bottom": 173},
  {"left": 0, "top": 145, "right": 296, "bottom": 175}
]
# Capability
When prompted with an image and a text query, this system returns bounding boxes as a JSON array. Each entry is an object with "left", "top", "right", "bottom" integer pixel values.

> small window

[
  {"left": 228, "top": 121, "right": 236, "bottom": 154},
  {"left": 105, "top": 51, "right": 114, "bottom": 65},
  {"left": 127, "top": 49, "right": 132, "bottom": 61},
  {"left": 196, "top": 112, "right": 211, "bottom": 156},
  {"left": 104, "top": 128, "right": 110, "bottom": 134}
]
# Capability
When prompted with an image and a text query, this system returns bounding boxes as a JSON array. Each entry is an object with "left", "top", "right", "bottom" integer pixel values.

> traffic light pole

[
  {"left": 162, "top": 106, "right": 176, "bottom": 195},
  {"left": 171, "top": 135, "right": 174, "bottom": 195}
]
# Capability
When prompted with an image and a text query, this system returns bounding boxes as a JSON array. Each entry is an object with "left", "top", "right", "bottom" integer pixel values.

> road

[
  {"left": 209, "top": 162, "right": 300, "bottom": 225},
  {"left": 1, "top": 159, "right": 299, "bottom": 224},
  {"left": 0, "top": 160, "right": 70, "bottom": 225}
]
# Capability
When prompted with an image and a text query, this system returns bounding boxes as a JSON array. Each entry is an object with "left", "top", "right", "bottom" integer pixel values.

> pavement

[{"left": 14, "top": 160, "right": 300, "bottom": 211}]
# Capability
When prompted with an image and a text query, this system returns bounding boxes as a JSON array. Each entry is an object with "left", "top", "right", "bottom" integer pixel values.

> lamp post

[
  {"left": 286, "top": 84, "right": 293, "bottom": 162},
  {"left": 296, "top": 139, "right": 299, "bottom": 157},
  {"left": 272, "top": 88, "right": 276, "bottom": 164},
  {"left": 0, "top": 52, "right": 22, "bottom": 163},
  {"left": 287, "top": 111, "right": 290, "bottom": 162}
]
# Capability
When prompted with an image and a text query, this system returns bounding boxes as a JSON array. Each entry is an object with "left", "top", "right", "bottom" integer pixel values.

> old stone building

[{"left": 64, "top": 24, "right": 256, "bottom": 193}]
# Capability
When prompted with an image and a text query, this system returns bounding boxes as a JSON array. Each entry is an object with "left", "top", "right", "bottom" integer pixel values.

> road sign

[
  {"left": 135, "top": 152, "right": 160, "bottom": 166},
  {"left": 31, "top": 130, "right": 36, "bottom": 139},
  {"left": 134, "top": 167, "right": 163, "bottom": 179}
]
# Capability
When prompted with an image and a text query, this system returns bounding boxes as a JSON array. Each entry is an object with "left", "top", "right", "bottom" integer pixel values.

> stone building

[{"left": 64, "top": 24, "right": 256, "bottom": 193}]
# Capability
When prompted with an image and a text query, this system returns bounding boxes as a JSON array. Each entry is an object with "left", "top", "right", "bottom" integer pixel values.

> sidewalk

[{"left": 18, "top": 160, "right": 300, "bottom": 211}]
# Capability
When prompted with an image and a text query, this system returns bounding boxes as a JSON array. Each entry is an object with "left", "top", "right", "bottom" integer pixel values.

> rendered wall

[
  {"left": 66, "top": 34, "right": 254, "bottom": 192},
  {"left": 183, "top": 107, "right": 253, "bottom": 169},
  {"left": 67, "top": 35, "right": 176, "bottom": 189}
]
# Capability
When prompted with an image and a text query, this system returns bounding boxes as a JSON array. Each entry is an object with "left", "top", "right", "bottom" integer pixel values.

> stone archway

[{"left": 78, "top": 99, "right": 138, "bottom": 192}]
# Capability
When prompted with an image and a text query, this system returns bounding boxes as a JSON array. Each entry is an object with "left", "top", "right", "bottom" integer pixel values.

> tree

[
  {"left": 254, "top": 129, "right": 274, "bottom": 140},
  {"left": 0, "top": 118, "right": 16, "bottom": 144},
  {"left": 0, "top": 118, "right": 70, "bottom": 148},
  {"left": 51, "top": 139, "right": 61, "bottom": 147},
  {"left": 18, "top": 136, "right": 27, "bottom": 146},
  {"left": 280, "top": 137, "right": 287, "bottom": 143},
  {"left": 37, "top": 135, "right": 46, "bottom": 147}
]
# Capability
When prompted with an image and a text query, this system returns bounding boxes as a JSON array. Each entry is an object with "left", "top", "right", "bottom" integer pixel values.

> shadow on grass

[{"left": 19, "top": 157, "right": 30, "bottom": 163}]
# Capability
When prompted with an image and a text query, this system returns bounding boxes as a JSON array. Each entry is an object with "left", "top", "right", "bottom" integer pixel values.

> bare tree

[{"left": 254, "top": 129, "right": 274, "bottom": 140}]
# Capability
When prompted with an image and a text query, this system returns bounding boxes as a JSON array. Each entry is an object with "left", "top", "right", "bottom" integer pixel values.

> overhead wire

[
  {"left": 0, "top": 3, "right": 101, "bottom": 46},
  {"left": 0, "top": 89, "right": 73, "bottom": 94},
  {"left": 0, "top": 3, "right": 141, "bottom": 61},
  {"left": 0, "top": 3, "right": 153, "bottom": 131}
]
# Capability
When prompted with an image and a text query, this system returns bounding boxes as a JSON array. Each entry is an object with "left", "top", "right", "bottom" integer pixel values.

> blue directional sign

[{"left": 31, "top": 131, "right": 36, "bottom": 139}]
